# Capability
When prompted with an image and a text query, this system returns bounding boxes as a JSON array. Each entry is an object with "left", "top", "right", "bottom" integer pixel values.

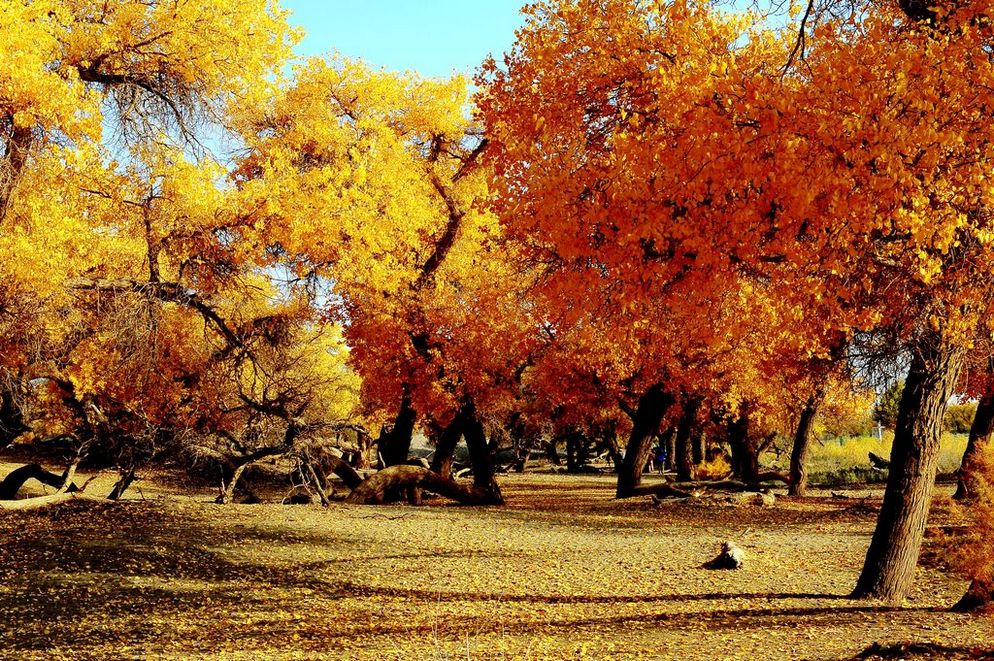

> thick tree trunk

[
  {"left": 617, "top": 384, "right": 675, "bottom": 498},
  {"left": 543, "top": 439, "right": 561, "bottom": 465},
  {"left": 429, "top": 412, "right": 465, "bottom": 478},
  {"left": 462, "top": 403, "right": 504, "bottom": 504},
  {"left": 218, "top": 462, "right": 251, "bottom": 505},
  {"left": 345, "top": 465, "right": 502, "bottom": 505},
  {"left": 953, "top": 576, "right": 994, "bottom": 613},
  {"left": 728, "top": 409, "right": 759, "bottom": 487},
  {"left": 853, "top": 335, "right": 965, "bottom": 602},
  {"left": 675, "top": 399, "right": 700, "bottom": 482},
  {"left": 378, "top": 394, "right": 417, "bottom": 467},
  {"left": 954, "top": 385, "right": 994, "bottom": 500},
  {"left": 0, "top": 463, "right": 80, "bottom": 499},
  {"left": 789, "top": 395, "right": 821, "bottom": 497}
]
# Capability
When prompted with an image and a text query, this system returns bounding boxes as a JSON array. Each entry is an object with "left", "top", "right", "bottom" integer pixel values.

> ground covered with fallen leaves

[{"left": 0, "top": 470, "right": 991, "bottom": 660}]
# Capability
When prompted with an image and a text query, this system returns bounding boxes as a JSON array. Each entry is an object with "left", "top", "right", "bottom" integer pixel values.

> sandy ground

[{"left": 0, "top": 467, "right": 991, "bottom": 660}]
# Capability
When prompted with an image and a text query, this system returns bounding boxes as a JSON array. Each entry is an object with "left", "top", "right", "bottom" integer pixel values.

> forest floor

[{"left": 0, "top": 466, "right": 992, "bottom": 660}]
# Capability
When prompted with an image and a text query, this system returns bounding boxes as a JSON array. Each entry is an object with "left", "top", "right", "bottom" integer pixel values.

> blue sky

[{"left": 281, "top": 1, "right": 527, "bottom": 78}]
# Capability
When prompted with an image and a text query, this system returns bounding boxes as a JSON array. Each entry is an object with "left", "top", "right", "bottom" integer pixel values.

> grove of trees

[{"left": 1, "top": 0, "right": 993, "bottom": 612}]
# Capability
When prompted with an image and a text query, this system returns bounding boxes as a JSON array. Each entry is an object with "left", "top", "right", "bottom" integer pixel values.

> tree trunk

[
  {"left": 107, "top": 468, "right": 136, "bottom": 501},
  {"left": 664, "top": 427, "right": 677, "bottom": 472},
  {"left": 953, "top": 576, "right": 994, "bottom": 613},
  {"left": 565, "top": 431, "right": 582, "bottom": 473},
  {"left": 326, "top": 455, "right": 364, "bottom": 489},
  {"left": 543, "top": 439, "right": 561, "bottom": 465},
  {"left": 955, "top": 384, "right": 994, "bottom": 500},
  {"left": 354, "top": 429, "right": 373, "bottom": 469},
  {"left": 728, "top": 409, "right": 759, "bottom": 487},
  {"left": 378, "top": 394, "right": 417, "bottom": 467},
  {"left": 675, "top": 399, "right": 700, "bottom": 482},
  {"left": 789, "top": 394, "right": 821, "bottom": 497},
  {"left": 218, "top": 462, "right": 250, "bottom": 505},
  {"left": 345, "top": 465, "right": 502, "bottom": 505},
  {"left": 0, "top": 463, "right": 80, "bottom": 499},
  {"left": 617, "top": 384, "right": 675, "bottom": 498},
  {"left": 692, "top": 429, "right": 705, "bottom": 466},
  {"left": 462, "top": 402, "right": 504, "bottom": 504},
  {"left": 852, "top": 334, "right": 965, "bottom": 602},
  {"left": 429, "top": 411, "right": 465, "bottom": 478}
]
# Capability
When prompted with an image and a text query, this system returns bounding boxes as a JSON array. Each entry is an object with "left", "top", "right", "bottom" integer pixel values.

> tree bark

[
  {"left": 0, "top": 464, "right": 80, "bottom": 499},
  {"left": 955, "top": 384, "right": 994, "bottom": 500},
  {"left": 789, "top": 394, "right": 821, "bottom": 497},
  {"left": 462, "top": 402, "right": 504, "bottom": 504},
  {"left": 692, "top": 429, "right": 705, "bottom": 466},
  {"left": 617, "top": 384, "right": 675, "bottom": 498},
  {"left": 344, "top": 465, "right": 502, "bottom": 505},
  {"left": 664, "top": 427, "right": 677, "bottom": 472},
  {"left": 727, "top": 408, "right": 759, "bottom": 487},
  {"left": 852, "top": 334, "right": 965, "bottom": 602},
  {"left": 675, "top": 399, "right": 700, "bottom": 482},
  {"left": 429, "top": 412, "right": 465, "bottom": 478},
  {"left": 378, "top": 394, "right": 417, "bottom": 468}
]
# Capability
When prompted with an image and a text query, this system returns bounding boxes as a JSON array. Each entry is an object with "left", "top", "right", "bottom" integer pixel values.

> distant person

[{"left": 655, "top": 445, "right": 667, "bottom": 474}]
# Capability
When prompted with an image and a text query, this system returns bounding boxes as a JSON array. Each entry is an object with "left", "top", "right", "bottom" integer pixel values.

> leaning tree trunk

[
  {"left": 675, "top": 399, "right": 700, "bottom": 482},
  {"left": 617, "top": 384, "right": 675, "bottom": 498},
  {"left": 0, "top": 463, "right": 80, "bottom": 499},
  {"left": 727, "top": 409, "right": 759, "bottom": 487},
  {"left": 954, "top": 382, "right": 994, "bottom": 500},
  {"left": 852, "top": 334, "right": 965, "bottom": 602},
  {"left": 107, "top": 468, "right": 136, "bottom": 501},
  {"left": 345, "top": 465, "right": 502, "bottom": 505},
  {"left": 378, "top": 394, "right": 417, "bottom": 468},
  {"left": 430, "top": 411, "right": 465, "bottom": 479},
  {"left": 953, "top": 576, "right": 994, "bottom": 613},
  {"left": 789, "top": 394, "right": 821, "bottom": 497}
]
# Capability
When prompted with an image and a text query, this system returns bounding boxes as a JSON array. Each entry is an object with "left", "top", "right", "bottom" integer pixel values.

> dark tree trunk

[
  {"left": 727, "top": 409, "right": 759, "bottom": 487},
  {"left": 617, "top": 384, "right": 675, "bottom": 498},
  {"left": 664, "top": 427, "right": 677, "bottom": 472},
  {"left": 853, "top": 335, "right": 965, "bottom": 602},
  {"left": 953, "top": 576, "right": 994, "bottom": 613},
  {"left": 462, "top": 403, "right": 503, "bottom": 504},
  {"left": 543, "top": 439, "right": 561, "bottom": 465},
  {"left": 0, "top": 463, "right": 80, "bottom": 499},
  {"left": 430, "top": 412, "right": 465, "bottom": 478},
  {"left": 107, "top": 468, "right": 136, "bottom": 501},
  {"left": 675, "top": 399, "right": 700, "bottom": 482},
  {"left": 789, "top": 394, "right": 821, "bottom": 497},
  {"left": 954, "top": 384, "right": 994, "bottom": 500},
  {"left": 378, "top": 394, "right": 417, "bottom": 468},
  {"left": 565, "top": 432, "right": 579, "bottom": 473},
  {"left": 692, "top": 429, "right": 705, "bottom": 466}
]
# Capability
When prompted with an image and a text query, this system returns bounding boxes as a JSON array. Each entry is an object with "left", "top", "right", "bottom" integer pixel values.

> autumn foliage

[{"left": 3, "top": 0, "right": 994, "bottom": 613}]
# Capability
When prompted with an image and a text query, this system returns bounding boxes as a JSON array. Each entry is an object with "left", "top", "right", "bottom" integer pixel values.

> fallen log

[
  {"left": 345, "top": 465, "right": 503, "bottom": 506},
  {"left": 0, "top": 463, "right": 80, "bottom": 500},
  {"left": 0, "top": 492, "right": 109, "bottom": 511}
]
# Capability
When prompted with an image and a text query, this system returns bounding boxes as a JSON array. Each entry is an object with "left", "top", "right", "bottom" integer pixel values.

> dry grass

[
  {"left": 802, "top": 433, "right": 968, "bottom": 485},
  {"left": 0, "top": 466, "right": 991, "bottom": 660}
]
